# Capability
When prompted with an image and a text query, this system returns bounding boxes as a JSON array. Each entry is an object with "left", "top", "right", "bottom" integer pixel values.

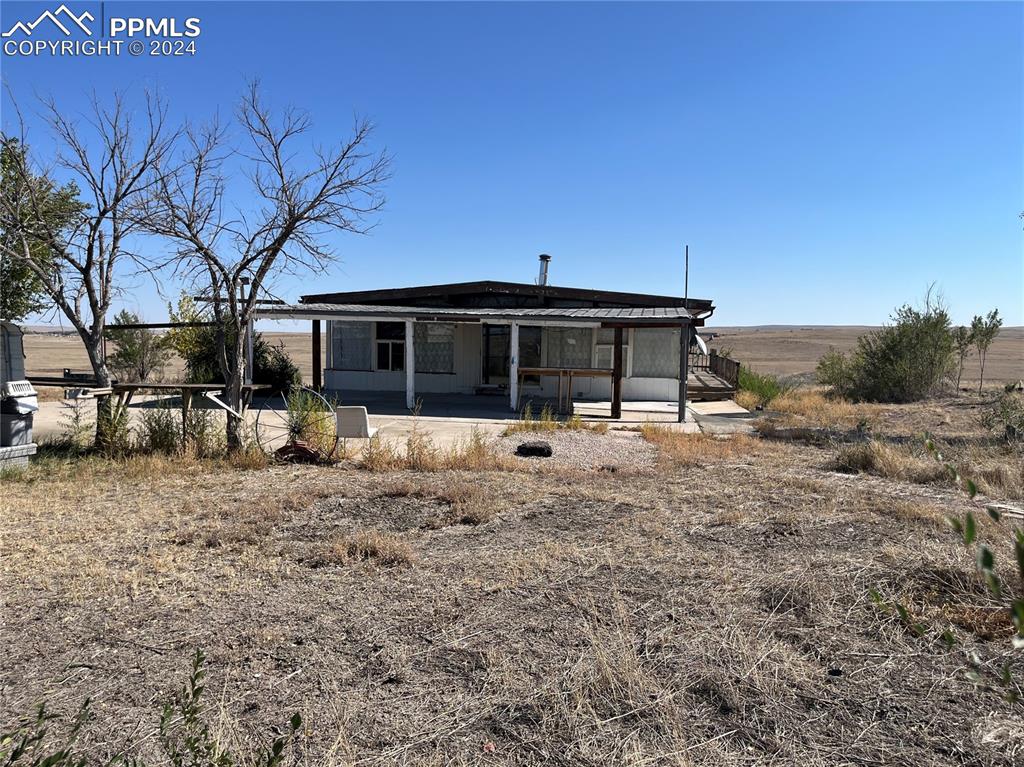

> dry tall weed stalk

[
  {"left": 769, "top": 389, "right": 874, "bottom": 429},
  {"left": 640, "top": 426, "right": 761, "bottom": 467},
  {"left": 361, "top": 429, "right": 517, "bottom": 473},
  {"left": 310, "top": 529, "right": 415, "bottom": 567}
]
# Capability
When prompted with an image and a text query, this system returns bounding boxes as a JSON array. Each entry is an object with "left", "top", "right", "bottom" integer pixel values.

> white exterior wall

[
  {"left": 324, "top": 322, "right": 684, "bottom": 401},
  {"left": 325, "top": 323, "right": 481, "bottom": 395}
]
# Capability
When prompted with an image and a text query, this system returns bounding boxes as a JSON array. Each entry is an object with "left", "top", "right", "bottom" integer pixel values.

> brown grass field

[
  {"left": 2, "top": 386, "right": 1023, "bottom": 764},
  {"left": 707, "top": 325, "right": 1024, "bottom": 383},
  {"left": 5, "top": 326, "right": 1024, "bottom": 763}
]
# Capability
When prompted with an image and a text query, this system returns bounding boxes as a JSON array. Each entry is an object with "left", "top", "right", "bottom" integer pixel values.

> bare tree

[
  {"left": 144, "top": 84, "right": 389, "bottom": 450},
  {"left": 0, "top": 92, "right": 176, "bottom": 442}
]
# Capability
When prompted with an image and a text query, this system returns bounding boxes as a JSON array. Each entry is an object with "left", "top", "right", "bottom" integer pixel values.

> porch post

[
  {"left": 509, "top": 321, "right": 520, "bottom": 412},
  {"left": 611, "top": 326, "right": 623, "bottom": 419},
  {"left": 312, "top": 319, "right": 322, "bottom": 391},
  {"left": 678, "top": 321, "right": 690, "bottom": 423},
  {"left": 405, "top": 319, "right": 415, "bottom": 410}
]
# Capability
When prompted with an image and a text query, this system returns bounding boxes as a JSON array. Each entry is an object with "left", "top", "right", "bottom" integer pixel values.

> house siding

[{"left": 324, "top": 322, "right": 684, "bottom": 401}]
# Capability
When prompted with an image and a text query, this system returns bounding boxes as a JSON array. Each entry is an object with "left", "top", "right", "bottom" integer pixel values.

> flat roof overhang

[{"left": 254, "top": 302, "right": 710, "bottom": 327}]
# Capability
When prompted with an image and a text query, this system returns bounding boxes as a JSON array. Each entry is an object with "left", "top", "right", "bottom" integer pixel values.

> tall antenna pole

[
  {"left": 679, "top": 244, "right": 690, "bottom": 424},
  {"left": 684, "top": 244, "right": 689, "bottom": 307}
]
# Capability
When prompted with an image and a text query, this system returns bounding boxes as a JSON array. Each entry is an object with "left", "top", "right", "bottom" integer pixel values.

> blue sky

[{"left": 2, "top": 1, "right": 1022, "bottom": 328}]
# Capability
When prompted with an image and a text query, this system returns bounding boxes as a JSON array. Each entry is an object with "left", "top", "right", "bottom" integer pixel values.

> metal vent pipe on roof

[{"left": 538, "top": 253, "right": 551, "bottom": 286}]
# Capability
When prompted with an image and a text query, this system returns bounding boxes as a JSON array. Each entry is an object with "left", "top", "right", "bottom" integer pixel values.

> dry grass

[
  {"left": 308, "top": 529, "right": 416, "bottom": 567},
  {"left": 362, "top": 428, "right": 519, "bottom": 473},
  {"left": 833, "top": 441, "right": 950, "bottom": 484},
  {"left": 379, "top": 476, "right": 497, "bottom": 527},
  {"left": 735, "top": 389, "right": 761, "bottom": 411},
  {"left": 3, "top": 397, "right": 1024, "bottom": 765},
  {"left": 832, "top": 439, "right": 1024, "bottom": 500},
  {"left": 640, "top": 425, "right": 762, "bottom": 467},
  {"left": 769, "top": 388, "right": 876, "bottom": 429},
  {"left": 503, "top": 404, "right": 610, "bottom": 436}
]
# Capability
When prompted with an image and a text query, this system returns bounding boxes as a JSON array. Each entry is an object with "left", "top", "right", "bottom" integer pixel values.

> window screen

[
  {"left": 331, "top": 322, "right": 372, "bottom": 370},
  {"left": 545, "top": 327, "right": 593, "bottom": 368},
  {"left": 595, "top": 328, "right": 628, "bottom": 370},
  {"left": 414, "top": 323, "right": 455, "bottom": 373},
  {"left": 632, "top": 328, "right": 680, "bottom": 378},
  {"left": 519, "top": 327, "right": 542, "bottom": 367}
]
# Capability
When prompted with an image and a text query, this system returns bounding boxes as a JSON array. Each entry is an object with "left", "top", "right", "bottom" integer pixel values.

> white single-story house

[{"left": 256, "top": 260, "right": 736, "bottom": 421}]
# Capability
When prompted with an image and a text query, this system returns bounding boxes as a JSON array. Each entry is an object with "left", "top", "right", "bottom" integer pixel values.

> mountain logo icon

[{"left": 2, "top": 4, "right": 94, "bottom": 37}]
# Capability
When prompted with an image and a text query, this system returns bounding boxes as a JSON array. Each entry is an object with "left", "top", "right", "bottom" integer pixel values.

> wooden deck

[{"left": 687, "top": 370, "right": 736, "bottom": 401}]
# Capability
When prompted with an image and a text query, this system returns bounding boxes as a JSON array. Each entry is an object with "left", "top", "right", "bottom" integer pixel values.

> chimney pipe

[{"left": 538, "top": 253, "right": 551, "bottom": 286}]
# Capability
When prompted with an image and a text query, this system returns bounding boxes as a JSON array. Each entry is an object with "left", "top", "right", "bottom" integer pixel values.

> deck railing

[{"left": 688, "top": 349, "right": 740, "bottom": 391}]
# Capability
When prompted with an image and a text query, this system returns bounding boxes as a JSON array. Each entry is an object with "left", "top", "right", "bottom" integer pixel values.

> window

[
  {"left": 594, "top": 328, "right": 628, "bottom": 370},
  {"left": 545, "top": 327, "right": 593, "bottom": 368},
  {"left": 632, "top": 328, "right": 680, "bottom": 378},
  {"left": 415, "top": 323, "right": 455, "bottom": 373},
  {"left": 519, "top": 326, "right": 542, "bottom": 384},
  {"left": 376, "top": 322, "right": 405, "bottom": 372},
  {"left": 331, "top": 322, "right": 372, "bottom": 370}
]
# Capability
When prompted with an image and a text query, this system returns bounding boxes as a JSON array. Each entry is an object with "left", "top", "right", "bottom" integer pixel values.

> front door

[{"left": 482, "top": 325, "right": 509, "bottom": 384}]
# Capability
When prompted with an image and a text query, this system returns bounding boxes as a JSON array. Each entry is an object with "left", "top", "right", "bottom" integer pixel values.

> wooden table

[
  {"left": 515, "top": 367, "right": 614, "bottom": 413},
  {"left": 111, "top": 383, "right": 273, "bottom": 449}
]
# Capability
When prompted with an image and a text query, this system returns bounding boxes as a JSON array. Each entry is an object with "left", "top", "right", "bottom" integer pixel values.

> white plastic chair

[{"left": 335, "top": 405, "right": 378, "bottom": 439}]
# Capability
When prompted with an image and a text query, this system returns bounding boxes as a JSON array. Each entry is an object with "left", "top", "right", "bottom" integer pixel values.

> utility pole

[
  {"left": 240, "top": 277, "right": 253, "bottom": 385},
  {"left": 678, "top": 245, "right": 690, "bottom": 423}
]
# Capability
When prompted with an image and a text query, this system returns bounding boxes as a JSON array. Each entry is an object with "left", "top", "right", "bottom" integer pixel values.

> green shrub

[
  {"left": 738, "top": 366, "right": 792, "bottom": 406},
  {"left": 137, "top": 402, "right": 180, "bottom": 454},
  {"left": 186, "top": 408, "right": 221, "bottom": 457},
  {"left": 816, "top": 295, "right": 955, "bottom": 403},
  {"left": 95, "top": 403, "right": 132, "bottom": 457},
  {"left": 167, "top": 293, "right": 301, "bottom": 392}
]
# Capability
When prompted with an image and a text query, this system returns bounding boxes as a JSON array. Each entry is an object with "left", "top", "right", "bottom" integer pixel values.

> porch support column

[
  {"left": 678, "top": 320, "right": 690, "bottom": 423},
  {"left": 312, "top": 319, "right": 322, "bottom": 391},
  {"left": 509, "top": 321, "right": 520, "bottom": 412},
  {"left": 405, "top": 319, "right": 415, "bottom": 410},
  {"left": 611, "top": 326, "right": 624, "bottom": 419}
]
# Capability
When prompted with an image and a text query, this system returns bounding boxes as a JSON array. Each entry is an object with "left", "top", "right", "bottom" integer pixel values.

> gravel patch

[{"left": 494, "top": 429, "right": 657, "bottom": 471}]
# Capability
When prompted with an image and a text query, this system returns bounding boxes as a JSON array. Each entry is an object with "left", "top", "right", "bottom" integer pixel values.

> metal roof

[
  {"left": 254, "top": 302, "right": 695, "bottom": 325},
  {"left": 300, "top": 280, "right": 713, "bottom": 312}
]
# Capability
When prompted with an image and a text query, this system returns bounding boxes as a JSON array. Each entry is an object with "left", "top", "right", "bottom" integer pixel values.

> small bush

[
  {"left": 185, "top": 408, "right": 221, "bottom": 457},
  {"left": 138, "top": 402, "right": 180, "bottom": 454},
  {"left": 738, "top": 366, "right": 792, "bottom": 407},
  {"left": 95, "top": 403, "right": 132, "bottom": 457},
  {"left": 982, "top": 391, "right": 1024, "bottom": 441},
  {"left": 284, "top": 387, "right": 338, "bottom": 456}
]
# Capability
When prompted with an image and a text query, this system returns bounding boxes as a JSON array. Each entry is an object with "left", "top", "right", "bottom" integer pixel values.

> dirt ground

[
  {"left": 20, "top": 326, "right": 1024, "bottom": 391},
  {"left": 1, "top": 394, "right": 1022, "bottom": 765}
]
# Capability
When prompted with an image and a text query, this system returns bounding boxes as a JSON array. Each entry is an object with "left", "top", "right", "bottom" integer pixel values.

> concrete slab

[
  {"left": 690, "top": 400, "right": 758, "bottom": 435},
  {"left": 29, "top": 391, "right": 727, "bottom": 449}
]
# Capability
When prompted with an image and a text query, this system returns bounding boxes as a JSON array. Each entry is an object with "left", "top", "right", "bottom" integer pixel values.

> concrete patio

[{"left": 29, "top": 391, "right": 754, "bottom": 450}]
